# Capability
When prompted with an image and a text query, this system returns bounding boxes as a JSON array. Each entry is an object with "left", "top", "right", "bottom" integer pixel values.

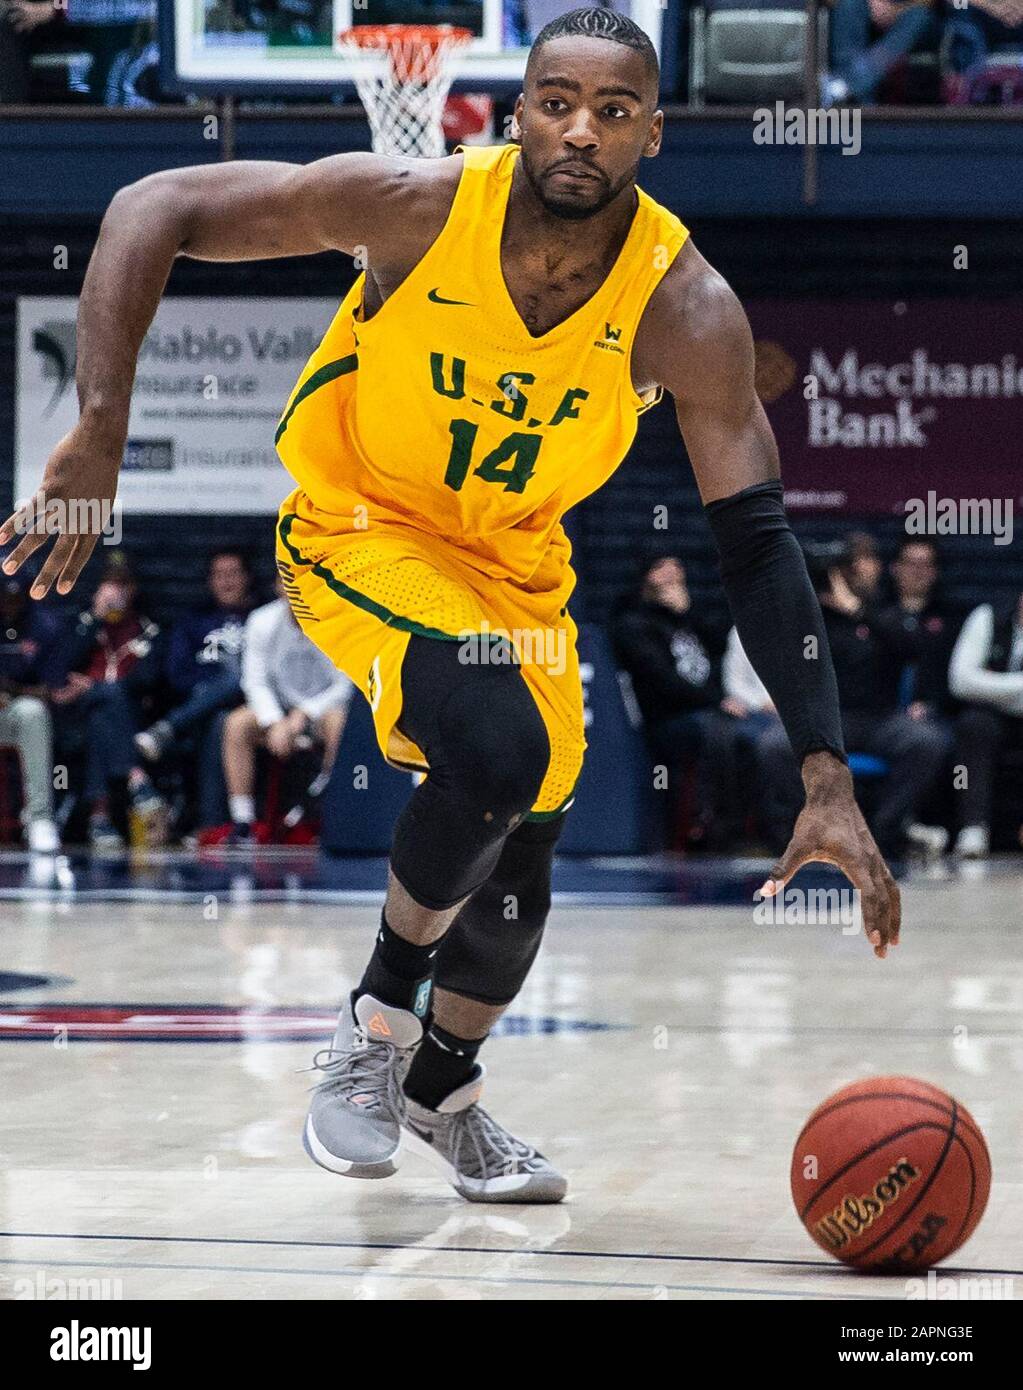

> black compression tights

[{"left": 388, "top": 634, "right": 553, "bottom": 912}]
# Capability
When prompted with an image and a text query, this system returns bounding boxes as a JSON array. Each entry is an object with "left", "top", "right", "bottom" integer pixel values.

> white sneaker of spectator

[
  {"left": 27, "top": 819, "right": 60, "bottom": 854},
  {"left": 905, "top": 823, "right": 949, "bottom": 857},
  {"left": 135, "top": 721, "right": 173, "bottom": 763},
  {"left": 954, "top": 825, "right": 989, "bottom": 859}
]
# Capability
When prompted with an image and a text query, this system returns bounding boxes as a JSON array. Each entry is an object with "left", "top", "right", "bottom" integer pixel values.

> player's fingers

[
  {"left": 862, "top": 861, "right": 893, "bottom": 958},
  {"left": 30, "top": 534, "right": 79, "bottom": 599},
  {"left": 757, "top": 840, "right": 810, "bottom": 898},
  {"left": 843, "top": 852, "right": 888, "bottom": 957},
  {"left": 882, "top": 868, "right": 902, "bottom": 947},
  {"left": 56, "top": 534, "right": 99, "bottom": 595},
  {"left": 0, "top": 500, "right": 36, "bottom": 548},
  {"left": 1, "top": 527, "right": 49, "bottom": 577}
]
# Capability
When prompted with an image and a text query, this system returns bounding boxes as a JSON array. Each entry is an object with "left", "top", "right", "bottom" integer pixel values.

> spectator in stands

[
  {"left": 0, "top": 0, "right": 34, "bottom": 101},
  {"left": 845, "top": 529, "right": 884, "bottom": 603},
  {"left": 948, "top": 588, "right": 1023, "bottom": 858},
  {"left": 882, "top": 538, "right": 963, "bottom": 716},
  {"left": 722, "top": 625, "right": 783, "bottom": 843},
  {"left": 871, "top": 538, "right": 965, "bottom": 853},
  {"left": 52, "top": 554, "right": 166, "bottom": 848},
  {"left": 222, "top": 580, "right": 353, "bottom": 844},
  {"left": 723, "top": 625, "right": 776, "bottom": 728},
  {"left": 0, "top": 577, "right": 63, "bottom": 852},
  {"left": 821, "top": 0, "right": 941, "bottom": 107},
  {"left": 943, "top": 0, "right": 1023, "bottom": 102},
  {"left": 610, "top": 550, "right": 749, "bottom": 851},
  {"left": 756, "top": 540, "right": 950, "bottom": 856},
  {"left": 135, "top": 548, "right": 253, "bottom": 831},
  {"left": 2, "top": 0, "right": 158, "bottom": 105}
]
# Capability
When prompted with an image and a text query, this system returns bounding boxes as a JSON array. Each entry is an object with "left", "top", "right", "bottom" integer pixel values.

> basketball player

[{"left": 1, "top": 9, "right": 900, "bottom": 1203}]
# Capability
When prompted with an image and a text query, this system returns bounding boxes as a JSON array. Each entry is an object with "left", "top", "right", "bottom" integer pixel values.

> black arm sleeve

[{"left": 704, "top": 479, "right": 846, "bottom": 765}]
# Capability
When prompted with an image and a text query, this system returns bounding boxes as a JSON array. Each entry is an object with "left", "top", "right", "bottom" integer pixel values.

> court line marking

[
  {"left": 0, "top": 890, "right": 686, "bottom": 906},
  {"left": 2, "top": 1232, "right": 1018, "bottom": 1278},
  {"left": 0, "top": 1255, "right": 904, "bottom": 1299}
]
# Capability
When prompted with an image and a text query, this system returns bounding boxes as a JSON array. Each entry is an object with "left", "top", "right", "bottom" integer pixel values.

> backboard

[{"left": 161, "top": 1, "right": 666, "bottom": 97}]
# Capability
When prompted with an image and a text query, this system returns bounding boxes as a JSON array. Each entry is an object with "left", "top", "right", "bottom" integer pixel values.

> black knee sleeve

[
  {"left": 432, "top": 813, "right": 567, "bottom": 1006},
  {"left": 389, "top": 636, "right": 552, "bottom": 910}
]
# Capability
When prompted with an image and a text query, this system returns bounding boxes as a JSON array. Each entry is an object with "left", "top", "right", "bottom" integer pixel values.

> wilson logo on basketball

[{"left": 814, "top": 1157, "right": 921, "bottom": 1251}]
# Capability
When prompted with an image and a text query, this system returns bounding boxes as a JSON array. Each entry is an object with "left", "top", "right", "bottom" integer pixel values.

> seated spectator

[
  {"left": 881, "top": 539, "right": 963, "bottom": 717},
  {"left": 610, "top": 550, "right": 752, "bottom": 851},
  {"left": 844, "top": 529, "right": 884, "bottom": 602},
  {"left": 943, "top": 0, "right": 1023, "bottom": 101},
  {"left": 723, "top": 624, "right": 776, "bottom": 726},
  {"left": 948, "top": 589, "right": 1023, "bottom": 858},
  {"left": 135, "top": 548, "right": 253, "bottom": 831},
  {"left": 722, "top": 625, "right": 784, "bottom": 843},
  {"left": 822, "top": 0, "right": 940, "bottom": 106},
  {"left": 222, "top": 581, "right": 353, "bottom": 844},
  {"left": 0, "top": 577, "right": 63, "bottom": 852},
  {"left": 52, "top": 555, "right": 166, "bottom": 849},
  {"left": 0, "top": 0, "right": 32, "bottom": 101},
  {"left": 875, "top": 538, "right": 965, "bottom": 852},
  {"left": 2, "top": 0, "right": 158, "bottom": 105},
  {"left": 756, "top": 541, "right": 950, "bottom": 856}
]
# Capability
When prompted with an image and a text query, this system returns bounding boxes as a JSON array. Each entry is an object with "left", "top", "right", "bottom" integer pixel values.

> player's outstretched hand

[
  {"left": 0, "top": 416, "right": 123, "bottom": 599},
  {"left": 756, "top": 752, "right": 901, "bottom": 959}
]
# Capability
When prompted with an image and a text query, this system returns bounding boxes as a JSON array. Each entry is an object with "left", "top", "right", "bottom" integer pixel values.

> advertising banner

[
  {"left": 746, "top": 298, "right": 1023, "bottom": 518},
  {"left": 16, "top": 296, "right": 336, "bottom": 514}
]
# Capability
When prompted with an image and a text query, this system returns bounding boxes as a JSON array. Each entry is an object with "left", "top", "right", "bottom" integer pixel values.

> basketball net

[{"left": 337, "top": 24, "right": 474, "bottom": 159}]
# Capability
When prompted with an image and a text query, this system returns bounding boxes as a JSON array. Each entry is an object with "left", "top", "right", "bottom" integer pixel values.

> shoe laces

[
  {"left": 449, "top": 1104, "right": 540, "bottom": 1181},
  {"left": 307, "top": 1028, "right": 407, "bottom": 1117}
]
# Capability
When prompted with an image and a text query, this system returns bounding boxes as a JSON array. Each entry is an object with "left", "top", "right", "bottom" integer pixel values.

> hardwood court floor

[{"left": 1, "top": 858, "right": 1021, "bottom": 1300}]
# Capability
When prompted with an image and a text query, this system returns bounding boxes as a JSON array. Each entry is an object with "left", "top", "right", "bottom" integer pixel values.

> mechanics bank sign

[{"left": 746, "top": 299, "right": 1023, "bottom": 515}]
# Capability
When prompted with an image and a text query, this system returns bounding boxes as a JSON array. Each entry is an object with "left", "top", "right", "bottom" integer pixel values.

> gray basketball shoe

[
  {"left": 303, "top": 992, "right": 423, "bottom": 1179},
  {"left": 402, "top": 1064, "right": 568, "bottom": 1203}
]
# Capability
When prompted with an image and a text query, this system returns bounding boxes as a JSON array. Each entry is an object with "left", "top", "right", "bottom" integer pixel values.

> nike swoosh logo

[
  {"left": 406, "top": 1122, "right": 435, "bottom": 1144},
  {"left": 428, "top": 288, "right": 474, "bottom": 307}
]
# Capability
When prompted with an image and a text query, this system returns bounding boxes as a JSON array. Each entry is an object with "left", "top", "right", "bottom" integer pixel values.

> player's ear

[
  {"left": 644, "top": 109, "right": 663, "bottom": 158},
  {"left": 509, "top": 93, "right": 524, "bottom": 141}
]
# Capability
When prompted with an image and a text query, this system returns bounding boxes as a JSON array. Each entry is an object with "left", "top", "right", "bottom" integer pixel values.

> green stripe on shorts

[{"left": 277, "top": 512, "right": 464, "bottom": 642}]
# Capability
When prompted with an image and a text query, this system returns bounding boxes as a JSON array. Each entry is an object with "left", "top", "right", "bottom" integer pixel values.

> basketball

[{"left": 791, "top": 1076, "right": 992, "bottom": 1273}]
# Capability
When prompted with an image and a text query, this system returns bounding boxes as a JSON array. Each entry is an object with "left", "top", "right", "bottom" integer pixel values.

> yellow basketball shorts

[{"left": 274, "top": 488, "right": 585, "bottom": 820}]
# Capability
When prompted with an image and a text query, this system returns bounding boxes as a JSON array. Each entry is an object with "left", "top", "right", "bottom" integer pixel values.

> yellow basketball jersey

[{"left": 275, "top": 142, "right": 689, "bottom": 586}]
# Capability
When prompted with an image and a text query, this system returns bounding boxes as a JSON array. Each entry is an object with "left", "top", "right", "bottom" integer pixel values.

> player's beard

[{"left": 519, "top": 147, "right": 641, "bottom": 221}]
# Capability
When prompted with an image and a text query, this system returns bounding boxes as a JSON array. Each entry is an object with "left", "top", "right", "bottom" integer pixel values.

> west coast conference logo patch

[
  {"left": 0, "top": 1005, "right": 628, "bottom": 1043},
  {"left": 593, "top": 322, "right": 625, "bottom": 355}
]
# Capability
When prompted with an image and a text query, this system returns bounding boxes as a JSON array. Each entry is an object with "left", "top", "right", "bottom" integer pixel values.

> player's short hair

[{"left": 526, "top": 6, "right": 660, "bottom": 87}]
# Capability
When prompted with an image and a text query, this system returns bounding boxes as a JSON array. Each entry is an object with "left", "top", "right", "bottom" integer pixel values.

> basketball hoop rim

[
  {"left": 337, "top": 23, "right": 475, "bottom": 56},
  {"left": 336, "top": 22, "right": 475, "bottom": 157}
]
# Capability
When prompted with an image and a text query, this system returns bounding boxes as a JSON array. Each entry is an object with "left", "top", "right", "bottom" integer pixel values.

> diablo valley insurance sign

[{"left": 15, "top": 296, "right": 336, "bottom": 514}]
